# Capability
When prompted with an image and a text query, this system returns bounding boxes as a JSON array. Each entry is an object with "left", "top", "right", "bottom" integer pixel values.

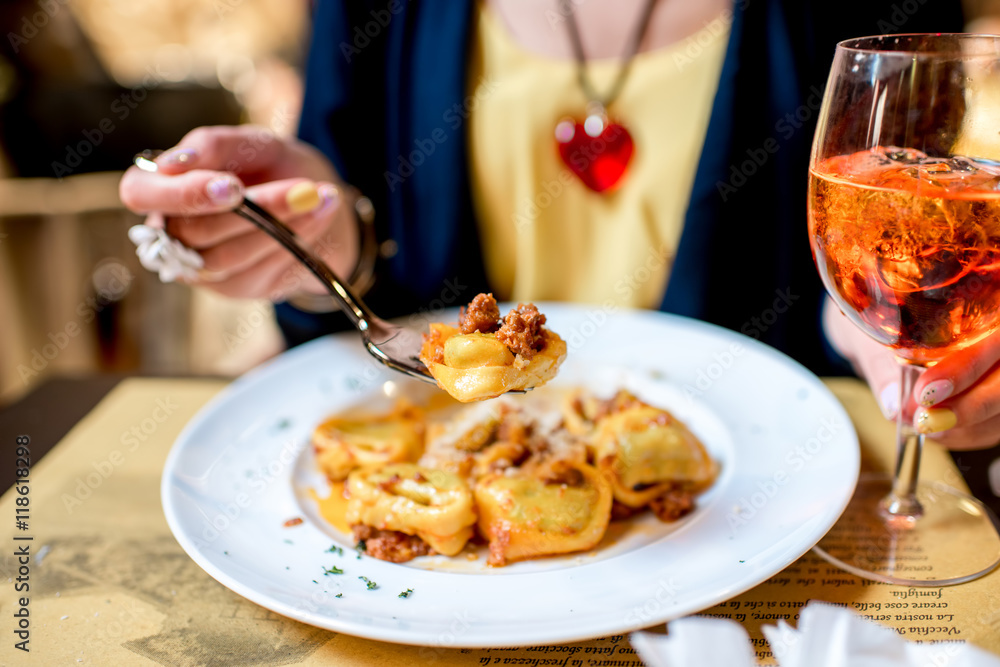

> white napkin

[
  {"left": 631, "top": 601, "right": 1000, "bottom": 667},
  {"left": 128, "top": 218, "right": 204, "bottom": 283}
]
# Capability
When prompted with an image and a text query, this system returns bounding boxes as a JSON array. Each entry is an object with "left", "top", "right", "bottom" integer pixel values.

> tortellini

[
  {"left": 315, "top": 385, "right": 717, "bottom": 566},
  {"left": 475, "top": 459, "right": 612, "bottom": 566},
  {"left": 594, "top": 405, "right": 717, "bottom": 508},
  {"left": 345, "top": 463, "right": 477, "bottom": 556},
  {"left": 561, "top": 388, "right": 644, "bottom": 439},
  {"left": 312, "top": 401, "right": 424, "bottom": 481},
  {"left": 420, "top": 323, "right": 566, "bottom": 402},
  {"left": 419, "top": 296, "right": 567, "bottom": 402}
]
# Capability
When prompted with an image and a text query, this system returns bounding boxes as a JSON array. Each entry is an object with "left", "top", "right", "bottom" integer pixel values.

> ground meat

[
  {"left": 593, "top": 390, "right": 644, "bottom": 422},
  {"left": 487, "top": 524, "right": 511, "bottom": 566},
  {"left": 353, "top": 524, "right": 433, "bottom": 563},
  {"left": 536, "top": 458, "right": 585, "bottom": 487},
  {"left": 496, "top": 412, "right": 532, "bottom": 447},
  {"left": 542, "top": 465, "right": 584, "bottom": 487},
  {"left": 496, "top": 303, "right": 546, "bottom": 359},
  {"left": 649, "top": 489, "right": 695, "bottom": 522},
  {"left": 420, "top": 327, "right": 447, "bottom": 364},
  {"left": 483, "top": 442, "right": 529, "bottom": 473},
  {"left": 458, "top": 293, "right": 501, "bottom": 334},
  {"left": 376, "top": 474, "right": 401, "bottom": 492},
  {"left": 610, "top": 501, "right": 642, "bottom": 521}
]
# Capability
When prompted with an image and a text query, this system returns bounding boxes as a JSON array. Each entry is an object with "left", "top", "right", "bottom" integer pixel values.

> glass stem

[{"left": 880, "top": 362, "right": 926, "bottom": 521}]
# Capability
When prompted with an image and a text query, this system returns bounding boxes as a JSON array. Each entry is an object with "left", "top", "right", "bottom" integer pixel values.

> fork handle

[{"left": 236, "top": 198, "right": 375, "bottom": 332}]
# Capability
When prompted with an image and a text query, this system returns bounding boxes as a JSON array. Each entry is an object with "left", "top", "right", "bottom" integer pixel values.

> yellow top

[{"left": 467, "top": 5, "right": 730, "bottom": 308}]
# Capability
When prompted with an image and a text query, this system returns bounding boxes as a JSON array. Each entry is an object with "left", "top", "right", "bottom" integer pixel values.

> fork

[{"left": 132, "top": 153, "right": 437, "bottom": 386}]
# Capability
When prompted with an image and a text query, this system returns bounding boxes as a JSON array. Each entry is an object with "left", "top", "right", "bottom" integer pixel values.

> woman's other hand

[
  {"left": 910, "top": 334, "right": 1000, "bottom": 450},
  {"left": 824, "top": 296, "right": 1000, "bottom": 450}
]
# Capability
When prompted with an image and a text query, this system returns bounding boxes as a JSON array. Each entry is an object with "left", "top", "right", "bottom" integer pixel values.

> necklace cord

[{"left": 561, "top": 0, "right": 660, "bottom": 109}]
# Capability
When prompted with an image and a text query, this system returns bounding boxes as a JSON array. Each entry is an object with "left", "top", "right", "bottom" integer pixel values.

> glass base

[{"left": 813, "top": 474, "right": 1000, "bottom": 586}]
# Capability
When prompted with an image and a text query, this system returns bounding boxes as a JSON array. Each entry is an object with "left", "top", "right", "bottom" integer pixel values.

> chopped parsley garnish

[
  {"left": 398, "top": 588, "right": 413, "bottom": 599},
  {"left": 355, "top": 541, "right": 366, "bottom": 559},
  {"left": 335, "top": 593, "right": 343, "bottom": 598},
  {"left": 323, "top": 565, "right": 344, "bottom": 576},
  {"left": 312, "top": 580, "right": 318, "bottom": 584},
  {"left": 223, "top": 551, "right": 229, "bottom": 556},
  {"left": 359, "top": 576, "right": 378, "bottom": 590},
  {"left": 326, "top": 544, "right": 344, "bottom": 556},
  {"left": 284, "top": 539, "right": 293, "bottom": 545}
]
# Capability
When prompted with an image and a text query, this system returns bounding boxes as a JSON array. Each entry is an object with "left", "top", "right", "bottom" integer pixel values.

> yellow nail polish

[
  {"left": 915, "top": 408, "right": 957, "bottom": 434},
  {"left": 286, "top": 181, "right": 322, "bottom": 214}
]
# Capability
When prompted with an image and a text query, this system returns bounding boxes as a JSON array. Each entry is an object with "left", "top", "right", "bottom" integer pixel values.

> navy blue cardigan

[{"left": 278, "top": 0, "right": 963, "bottom": 374}]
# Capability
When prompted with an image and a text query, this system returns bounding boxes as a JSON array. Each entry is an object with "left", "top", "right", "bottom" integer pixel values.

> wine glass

[{"left": 808, "top": 34, "right": 1000, "bottom": 585}]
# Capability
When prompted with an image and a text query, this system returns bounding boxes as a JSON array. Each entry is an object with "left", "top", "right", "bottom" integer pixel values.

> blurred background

[
  {"left": 0, "top": 0, "right": 307, "bottom": 404},
  {"left": 0, "top": 0, "right": 996, "bottom": 406}
]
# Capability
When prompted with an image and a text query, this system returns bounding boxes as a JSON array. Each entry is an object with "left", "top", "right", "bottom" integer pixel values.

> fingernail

[
  {"left": 286, "top": 181, "right": 322, "bottom": 214},
  {"left": 206, "top": 175, "right": 243, "bottom": 207},
  {"left": 879, "top": 382, "right": 900, "bottom": 420},
  {"left": 914, "top": 407, "right": 957, "bottom": 435},
  {"left": 160, "top": 148, "right": 198, "bottom": 166},
  {"left": 919, "top": 379, "right": 953, "bottom": 407},
  {"left": 317, "top": 184, "right": 340, "bottom": 211}
]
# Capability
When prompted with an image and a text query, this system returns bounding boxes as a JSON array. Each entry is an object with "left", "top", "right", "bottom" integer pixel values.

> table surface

[{"left": 0, "top": 375, "right": 999, "bottom": 666}]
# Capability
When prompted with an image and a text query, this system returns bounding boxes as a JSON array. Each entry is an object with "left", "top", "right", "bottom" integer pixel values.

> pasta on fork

[{"left": 419, "top": 294, "right": 566, "bottom": 402}]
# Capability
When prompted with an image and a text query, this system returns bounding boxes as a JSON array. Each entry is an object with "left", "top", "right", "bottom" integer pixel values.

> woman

[{"left": 120, "top": 0, "right": 988, "bottom": 448}]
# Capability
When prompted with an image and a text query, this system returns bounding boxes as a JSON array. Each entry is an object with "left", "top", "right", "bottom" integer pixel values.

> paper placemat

[{"left": 0, "top": 377, "right": 998, "bottom": 665}]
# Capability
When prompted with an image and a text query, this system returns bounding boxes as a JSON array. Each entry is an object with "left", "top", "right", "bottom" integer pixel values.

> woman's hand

[
  {"left": 823, "top": 297, "right": 1000, "bottom": 450},
  {"left": 119, "top": 125, "right": 359, "bottom": 300},
  {"left": 910, "top": 335, "right": 1000, "bottom": 450}
]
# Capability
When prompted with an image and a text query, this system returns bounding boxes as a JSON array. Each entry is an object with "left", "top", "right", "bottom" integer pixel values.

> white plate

[{"left": 161, "top": 304, "right": 859, "bottom": 647}]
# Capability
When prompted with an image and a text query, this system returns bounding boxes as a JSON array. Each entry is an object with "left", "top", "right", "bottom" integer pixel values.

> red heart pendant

[{"left": 555, "top": 115, "right": 634, "bottom": 193}]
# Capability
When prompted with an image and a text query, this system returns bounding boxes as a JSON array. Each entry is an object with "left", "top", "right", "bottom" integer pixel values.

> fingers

[
  {"left": 200, "top": 244, "right": 298, "bottom": 299},
  {"left": 905, "top": 330, "right": 1000, "bottom": 449},
  {"left": 165, "top": 178, "right": 337, "bottom": 249},
  {"left": 119, "top": 125, "right": 295, "bottom": 217},
  {"left": 854, "top": 341, "right": 903, "bottom": 420},
  {"left": 165, "top": 210, "right": 250, "bottom": 249},
  {"left": 197, "top": 185, "right": 339, "bottom": 278},
  {"left": 918, "top": 410, "right": 1000, "bottom": 450},
  {"left": 913, "top": 331, "right": 1000, "bottom": 408},
  {"left": 152, "top": 125, "right": 287, "bottom": 177},
  {"left": 127, "top": 177, "right": 352, "bottom": 300},
  {"left": 912, "top": 356, "right": 1000, "bottom": 447},
  {"left": 120, "top": 167, "right": 244, "bottom": 216},
  {"left": 202, "top": 203, "right": 356, "bottom": 301},
  {"left": 186, "top": 181, "right": 343, "bottom": 293},
  {"left": 823, "top": 299, "right": 902, "bottom": 419},
  {"left": 201, "top": 228, "right": 337, "bottom": 299}
]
